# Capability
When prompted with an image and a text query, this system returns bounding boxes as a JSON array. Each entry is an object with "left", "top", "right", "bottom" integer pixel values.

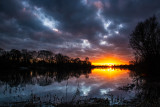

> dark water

[{"left": 0, "top": 67, "right": 159, "bottom": 106}]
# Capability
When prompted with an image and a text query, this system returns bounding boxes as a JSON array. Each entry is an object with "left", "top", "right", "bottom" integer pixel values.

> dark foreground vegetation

[{"left": 0, "top": 48, "right": 91, "bottom": 69}]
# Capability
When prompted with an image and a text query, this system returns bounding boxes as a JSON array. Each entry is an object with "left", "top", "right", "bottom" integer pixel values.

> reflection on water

[
  {"left": 92, "top": 68, "right": 130, "bottom": 79},
  {"left": 125, "top": 69, "right": 160, "bottom": 106},
  {"left": 0, "top": 68, "right": 134, "bottom": 105}
]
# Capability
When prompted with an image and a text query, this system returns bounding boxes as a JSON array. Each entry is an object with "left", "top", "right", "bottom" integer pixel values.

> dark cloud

[
  {"left": 0, "top": 0, "right": 160, "bottom": 63},
  {"left": 29, "top": 0, "right": 105, "bottom": 33}
]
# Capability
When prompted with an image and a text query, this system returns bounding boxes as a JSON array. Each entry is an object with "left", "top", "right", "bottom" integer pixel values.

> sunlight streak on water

[{"left": 91, "top": 67, "right": 130, "bottom": 79}]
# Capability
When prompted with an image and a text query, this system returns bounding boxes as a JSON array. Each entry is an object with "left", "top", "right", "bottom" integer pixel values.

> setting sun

[
  {"left": 92, "top": 63, "right": 115, "bottom": 66},
  {"left": 91, "top": 56, "right": 129, "bottom": 66}
]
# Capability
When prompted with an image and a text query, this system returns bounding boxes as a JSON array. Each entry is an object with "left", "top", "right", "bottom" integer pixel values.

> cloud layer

[{"left": 0, "top": 0, "right": 160, "bottom": 63}]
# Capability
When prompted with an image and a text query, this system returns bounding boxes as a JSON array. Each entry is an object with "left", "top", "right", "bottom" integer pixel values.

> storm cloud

[{"left": 0, "top": 0, "right": 160, "bottom": 63}]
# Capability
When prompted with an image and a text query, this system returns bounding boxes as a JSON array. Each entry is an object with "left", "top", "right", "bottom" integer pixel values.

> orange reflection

[{"left": 91, "top": 67, "right": 129, "bottom": 79}]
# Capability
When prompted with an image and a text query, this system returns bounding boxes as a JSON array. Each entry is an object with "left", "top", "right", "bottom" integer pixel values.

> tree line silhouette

[
  {"left": 0, "top": 48, "right": 91, "bottom": 69},
  {"left": 129, "top": 15, "right": 160, "bottom": 71},
  {"left": 0, "top": 68, "right": 91, "bottom": 87}
]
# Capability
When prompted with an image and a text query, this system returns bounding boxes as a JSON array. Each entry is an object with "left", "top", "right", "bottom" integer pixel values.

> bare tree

[{"left": 130, "top": 16, "right": 160, "bottom": 64}]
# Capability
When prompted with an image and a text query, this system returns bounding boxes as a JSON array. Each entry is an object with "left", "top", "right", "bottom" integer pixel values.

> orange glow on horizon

[{"left": 91, "top": 56, "right": 129, "bottom": 65}]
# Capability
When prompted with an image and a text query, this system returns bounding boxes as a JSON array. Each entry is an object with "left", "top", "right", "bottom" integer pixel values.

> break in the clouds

[{"left": 0, "top": 0, "right": 160, "bottom": 62}]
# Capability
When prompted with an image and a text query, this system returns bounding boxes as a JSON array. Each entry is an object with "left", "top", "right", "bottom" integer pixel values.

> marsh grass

[{"left": 8, "top": 91, "right": 130, "bottom": 107}]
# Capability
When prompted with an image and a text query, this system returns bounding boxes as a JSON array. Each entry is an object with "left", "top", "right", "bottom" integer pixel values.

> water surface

[{"left": 0, "top": 67, "right": 135, "bottom": 105}]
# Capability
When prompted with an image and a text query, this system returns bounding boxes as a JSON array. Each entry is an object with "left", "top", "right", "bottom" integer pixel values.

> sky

[{"left": 0, "top": 0, "right": 160, "bottom": 65}]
